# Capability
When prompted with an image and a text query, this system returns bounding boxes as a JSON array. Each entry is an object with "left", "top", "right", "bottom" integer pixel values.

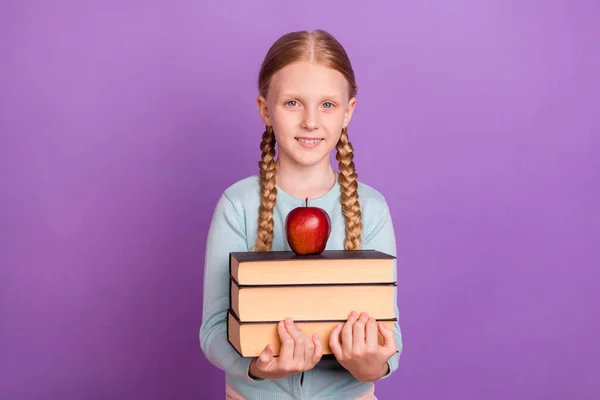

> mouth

[{"left": 295, "top": 137, "right": 324, "bottom": 147}]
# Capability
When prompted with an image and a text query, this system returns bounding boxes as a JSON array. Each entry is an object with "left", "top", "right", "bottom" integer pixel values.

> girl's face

[{"left": 257, "top": 61, "right": 357, "bottom": 169}]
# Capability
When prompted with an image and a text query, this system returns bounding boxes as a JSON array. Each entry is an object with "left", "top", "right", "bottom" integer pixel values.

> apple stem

[{"left": 305, "top": 197, "right": 308, "bottom": 207}]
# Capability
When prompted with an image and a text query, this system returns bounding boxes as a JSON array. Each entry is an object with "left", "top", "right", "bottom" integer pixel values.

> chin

[
  {"left": 276, "top": 140, "right": 334, "bottom": 167},
  {"left": 290, "top": 152, "right": 330, "bottom": 168}
]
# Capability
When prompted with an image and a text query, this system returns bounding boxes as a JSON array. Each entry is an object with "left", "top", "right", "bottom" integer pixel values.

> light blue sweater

[{"left": 199, "top": 174, "right": 403, "bottom": 399}]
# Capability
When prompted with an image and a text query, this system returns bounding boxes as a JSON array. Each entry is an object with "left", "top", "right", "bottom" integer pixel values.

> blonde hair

[{"left": 254, "top": 30, "right": 362, "bottom": 252}]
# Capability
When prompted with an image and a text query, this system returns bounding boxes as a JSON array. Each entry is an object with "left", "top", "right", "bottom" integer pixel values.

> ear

[
  {"left": 342, "top": 97, "right": 357, "bottom": 129},
  {"left": 256, "top": 95, "right": 271, "bottom": 126}
]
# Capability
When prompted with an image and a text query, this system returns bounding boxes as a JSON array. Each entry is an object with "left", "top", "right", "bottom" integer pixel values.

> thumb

[
  {"left": 378, "top": 323, "right": 396, "bottom": 352},
  {"left": 257, "top": 344, "right": 275, "bottom": 367}
]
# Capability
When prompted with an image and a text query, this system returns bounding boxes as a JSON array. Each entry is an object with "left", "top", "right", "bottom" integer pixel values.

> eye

[
  {"left": 322, "top": 102, "right": 335, "bottom": 109},
  {"left": 285, "top": 100, "right": 298, "bottom": 107}
]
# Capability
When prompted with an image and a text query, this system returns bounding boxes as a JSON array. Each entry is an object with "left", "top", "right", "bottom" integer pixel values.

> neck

[{"left": 274, "top": 156, "right": 337, "bottom": 200}]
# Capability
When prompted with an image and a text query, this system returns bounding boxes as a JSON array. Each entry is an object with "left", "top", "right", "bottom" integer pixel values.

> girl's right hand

[{"left": 249, "top": 318, "right": 323, "bottom": 380}]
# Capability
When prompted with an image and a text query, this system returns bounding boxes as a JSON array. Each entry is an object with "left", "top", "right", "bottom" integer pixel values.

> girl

[{"left": 200, "top": 29, "right": 402, "bottom": 400}]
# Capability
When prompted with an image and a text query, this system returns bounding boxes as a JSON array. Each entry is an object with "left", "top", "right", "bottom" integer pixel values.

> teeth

[{"left": 297, "top": 138, "right": 321, "bottom": 145}]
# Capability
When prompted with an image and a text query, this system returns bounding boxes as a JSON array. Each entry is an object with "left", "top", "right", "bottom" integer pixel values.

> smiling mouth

[{"left": 295, "top": 137, "right": 324, "bottom": 145}]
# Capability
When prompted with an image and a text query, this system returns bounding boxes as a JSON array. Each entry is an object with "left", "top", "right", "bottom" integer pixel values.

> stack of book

[{"left": 227, "top": 249, "right": 397, "bottom": 357}]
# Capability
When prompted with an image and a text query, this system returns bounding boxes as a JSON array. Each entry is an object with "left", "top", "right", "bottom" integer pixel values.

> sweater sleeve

[
  {"left": 363, "top": 199, "right": 403, "bottom": 380},
  {"left": 199, "top": 193, "right": 262, "bottom": 382}
]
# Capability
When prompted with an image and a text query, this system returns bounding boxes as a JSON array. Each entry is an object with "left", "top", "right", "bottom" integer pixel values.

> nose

[{"left": 301, "top": 107, "right": 319, "bottom": 130}]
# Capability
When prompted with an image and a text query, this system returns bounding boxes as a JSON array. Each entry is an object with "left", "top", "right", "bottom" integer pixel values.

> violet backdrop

[{"left": 1, "top": 1, "right": 598, "bottom": 399}]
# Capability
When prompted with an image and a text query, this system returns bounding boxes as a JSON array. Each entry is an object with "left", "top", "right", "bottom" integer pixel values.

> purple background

[{"left": 1, "top": 1, "right": 599, "bottom": 399}]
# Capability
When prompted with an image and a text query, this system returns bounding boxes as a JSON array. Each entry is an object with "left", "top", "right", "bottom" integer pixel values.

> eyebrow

[{"left": 280, "top": 93, "right": 343, "bottom": 101}]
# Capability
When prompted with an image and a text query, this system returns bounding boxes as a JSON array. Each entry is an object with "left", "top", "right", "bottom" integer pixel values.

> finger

[
  {"left": 303, "top": 330, "right": 316, "bottom": 366},
  {"left": 277, "top": 320, "right": 294, "bottom": 363},
  {"left": 329, "top": 323, "right": 343, "bottom": 359},
  {"left": 342, "top": 311, "right": 358, "bottom": 354},
  {"left": 353, "top": 312, "right": 369, "bottom": 348},
  {"left": 378, "top": 322, "right": 396, "bottom": 354},
  {"left": 365, "top": 317, "right": 378, "bottom": 351},
  {"left": 311, "top": 333, "right": 323, "bottom": 365},
  {"left": 257, "top": 344, "right": 274, "bottom": 368},
  {"left": 285, "top": 319, "right": 306, "bottom": 362}
]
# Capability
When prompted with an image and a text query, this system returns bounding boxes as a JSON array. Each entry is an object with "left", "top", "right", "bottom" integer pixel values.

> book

[
  {"left": 230, "top": 280, "right": 396, "bottom": 322},
  {"left": 226, "top": 249, "right": 398, "bottom": 357},
  {"left": 227, "top": 310, "right": 396, "bottom": 357},
  {"left": 229, "top": 249, "right": 396, "bottom": 286}
]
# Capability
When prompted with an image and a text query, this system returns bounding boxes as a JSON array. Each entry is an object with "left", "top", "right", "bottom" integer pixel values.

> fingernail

[
  {"left": 313, "top": 333, "right": 319, "bottom": 341},
  {"left": 286, "top": 318, "right": 293, "bottom": 326}
]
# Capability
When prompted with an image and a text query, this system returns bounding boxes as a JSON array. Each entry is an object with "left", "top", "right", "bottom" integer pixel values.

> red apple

[{"left": 285, "top": 197, "right": 331, "bottom": 255}]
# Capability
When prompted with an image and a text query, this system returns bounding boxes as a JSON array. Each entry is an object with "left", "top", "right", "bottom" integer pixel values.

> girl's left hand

[{"left": 329, "top": 311, "right": 396, "bottom": 382}]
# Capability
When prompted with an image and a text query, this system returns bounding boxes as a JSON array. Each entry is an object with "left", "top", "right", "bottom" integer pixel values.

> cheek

[
  {"left": 269, "top": 108, "right": 296, "bottom": 129},
  {"left": 323, "top": 112, "right": 346, "bottom": 132}
]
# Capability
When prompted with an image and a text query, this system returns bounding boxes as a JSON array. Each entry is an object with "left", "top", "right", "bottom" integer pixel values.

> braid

[
  {"left": 254, "top": 126, "right": 278, "bottom": 252},
  {"left": 336, "top": 128, "right": 362, "bottom": 250}
]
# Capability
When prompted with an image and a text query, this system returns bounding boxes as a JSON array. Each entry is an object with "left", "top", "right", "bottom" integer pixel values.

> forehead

[{"left": 269, "top": 61, "right": 349, "bottom": 99}]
